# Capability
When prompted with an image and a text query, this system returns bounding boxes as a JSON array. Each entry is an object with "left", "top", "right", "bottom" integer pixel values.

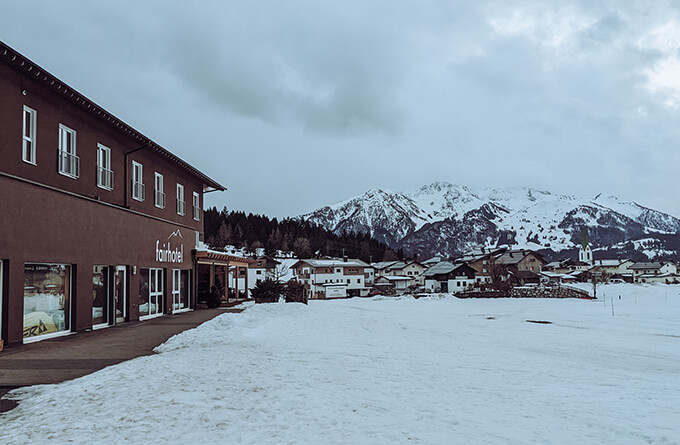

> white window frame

[
  {"left": 154, "top": 172, "right": 165, "bottom": 209},
  {"left": 131, "top": 161, "right": 144, "bottom": 201},
  {"left": 176, "top": 183, "right": 186, "bottom": 216},
  {"left": 58, "top": 124, "right": 79, "bottom": 178},
  {"left": 96, "top": 144, "right": 114, "bottom": 190},
  {"left": 22, "top": 106, "right": 37, "bottom": 165},
  {"left": 193, "top": 191, "right": 200, "bottom": 221},
  {"left": 140, "top": 268, "right": 164, "bottom": 320}
]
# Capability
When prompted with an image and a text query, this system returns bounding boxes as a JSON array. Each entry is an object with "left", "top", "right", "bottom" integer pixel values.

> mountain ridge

[{"left": 300, "top": 182, "right": 680, "bottom": 260}]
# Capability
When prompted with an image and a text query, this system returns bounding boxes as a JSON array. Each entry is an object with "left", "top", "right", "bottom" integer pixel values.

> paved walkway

[{"left": 0, "top": 306, "right": 242, "bottom": 413}]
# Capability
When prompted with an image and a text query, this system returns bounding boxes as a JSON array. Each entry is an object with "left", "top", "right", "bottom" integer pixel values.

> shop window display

[{"left": 23, "top": 263, "right": 71, "bottom": 339}]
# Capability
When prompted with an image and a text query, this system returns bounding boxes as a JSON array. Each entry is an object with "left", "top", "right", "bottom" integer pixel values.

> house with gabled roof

[
  {"left": 423, "top": 262, "right": 476, "bottom": 293},
  {"left": 371, "top": 260, "right": 425, "bottom": 287},
  {"left": 630, "top": 262, "right": 678, "bottom": 284},
  {"left": 292, "top": 258, "right": 371, "bottom": 299}
]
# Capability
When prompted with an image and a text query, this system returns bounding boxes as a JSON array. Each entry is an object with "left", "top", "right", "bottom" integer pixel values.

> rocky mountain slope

[{"left": 301, "top": 182, "right": 680, "bottom": 260}]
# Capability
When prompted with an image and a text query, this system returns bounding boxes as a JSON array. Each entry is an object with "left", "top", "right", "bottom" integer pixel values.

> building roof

[
  {"left": 423, "top": 261, "right": 457, "bottom": 277},
  {"left": 592, "top": 259, "right": 626, "bottom": 267},
  {"left": 376, "top": 275, "right": 412, "bottom": 282},
  {"left": 629, "top": 262, "right": 663, "bottom": 270},
  {"left": 195, "top": 250, "right": 256, "bottom": 267},
  {"left": 0, "top": 40, "right": 226, "bottom": 191},
  {"left": 371, "top": 261, "right": 399, "bottom": 270},
  {"left": 294, "top": 258, "right": 367, "bottom": 269},
  {"left": 423, "top": 261, "right": 475, "bottom": 277},
  {"left": 422, "top": 256, "right": 443, "bottom": 265},
  {"left": 494, "top": 249, "right": 544, "bottom": 266}
]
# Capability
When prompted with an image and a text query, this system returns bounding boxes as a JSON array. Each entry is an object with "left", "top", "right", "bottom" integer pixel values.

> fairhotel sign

[{"left": 155, "top": 229, "right": 185, "bottom": 264}]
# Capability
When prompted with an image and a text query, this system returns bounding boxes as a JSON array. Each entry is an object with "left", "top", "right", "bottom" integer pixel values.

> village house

[
  {"left": 492, "top": 249, "right": 546, "bottom": 281},
  {"left": 0, "top": 41, "right": 230, "bottom": 347},
  {"left": 455, "top": 247, "right": 507, "bottom": 285},
  {"left": 292, "top": 258, "right": 370, "bottom": 299},
  {"left": 371, "top": 260, "right": 425, "bottom": 287},
  {"left": 247, "top": 256, "right": 282, "bottom": 286},
  {"left": 630, "top": 262, "right": 678, "bottom": 284},
  {"left": 423, "top": 262, "right": 477, "bottom": 293}
]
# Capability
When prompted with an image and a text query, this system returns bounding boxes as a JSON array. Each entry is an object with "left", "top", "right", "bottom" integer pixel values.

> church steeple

[
  {"left": 581, "top": 227, "right": 589, "bottom": 250},
  {"left": 579, "top": 227, "right": 593, "bottom": 265}
]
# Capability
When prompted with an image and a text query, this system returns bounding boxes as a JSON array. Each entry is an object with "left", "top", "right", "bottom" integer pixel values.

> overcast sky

[{"left": 2, "top": 1, "right": 680, "bottom": 218}]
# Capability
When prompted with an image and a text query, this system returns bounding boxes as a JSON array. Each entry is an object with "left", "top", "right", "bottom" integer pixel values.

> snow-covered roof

[
  {"left": 371, "top": 261, "right": 399, "bottom": 270},
  {"left": 295, "top": 258, "right": 367, "bottom": 268},
  {"left": 377, "top": 275, "right": 412, "bottom": 282},
  {"left": 422, "top": 256, "right": 442, "bottom": 265},
  {"left": 423, "top": 262, "right": 456, "bottom": 276},
  {"left": 423, "top": 262, "right": 473, "bottom": 277},
  {"left": 593, "top": 259, "right": 626, "bottom": 267},
  {"left": 629, "top": 262, "right": 663, "bottom": 270},
  {"left": 494, "top": 250, "right": 542, "bottom": 265}
]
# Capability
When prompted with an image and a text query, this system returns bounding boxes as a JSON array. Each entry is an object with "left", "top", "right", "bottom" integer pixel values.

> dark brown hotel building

[{"left": 0, "top": 41, "right": 226, "bottom": 348}]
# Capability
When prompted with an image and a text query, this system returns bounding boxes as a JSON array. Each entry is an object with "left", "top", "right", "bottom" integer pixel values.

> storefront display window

[
  {"left": 92, "top": 265, "right": 109, "bottom": 326},
  {"left": 23, "top": 263, "right": 71, "bottom": 339},
  {"left": 139, "top": 268, "right": 163, "bottom": 318}
]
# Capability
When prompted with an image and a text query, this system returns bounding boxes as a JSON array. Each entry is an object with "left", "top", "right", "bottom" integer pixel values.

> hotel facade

[{"left": 0, "top": 41, "right": 226, "bottom": 347}]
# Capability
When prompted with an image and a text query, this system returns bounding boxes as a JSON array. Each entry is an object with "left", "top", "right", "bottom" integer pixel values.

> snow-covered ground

[{"left": 2, "top": 284, "right": 679, "bottom": 444}]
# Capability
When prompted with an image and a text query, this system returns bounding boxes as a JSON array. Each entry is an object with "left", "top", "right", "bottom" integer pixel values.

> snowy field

[{"left": 2, "top": 284, "right": 679, "bottom": 444}]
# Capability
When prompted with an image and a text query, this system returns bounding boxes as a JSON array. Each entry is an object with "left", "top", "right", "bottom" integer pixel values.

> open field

[{"left": 1, "top": 284, "right": 679, "bottom": 444}]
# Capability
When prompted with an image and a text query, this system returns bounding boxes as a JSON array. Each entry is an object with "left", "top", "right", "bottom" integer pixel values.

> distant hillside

[{"left": 203, "top": 208, "right": 399, "bottom": 262}]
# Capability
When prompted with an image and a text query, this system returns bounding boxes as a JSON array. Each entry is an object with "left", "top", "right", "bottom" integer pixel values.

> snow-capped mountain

[{"left": 301, "top": 182, "right": 680, "bottom": 259}]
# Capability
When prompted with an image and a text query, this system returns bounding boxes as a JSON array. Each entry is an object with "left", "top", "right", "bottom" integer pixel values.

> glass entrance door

[
  {"left": 172, "top": 269, "right": 190, "bottom": 312},
  {"left": 149, "top": 268, "right": 164, "bottom": 317},
  {"left": 114, "top": 266, "right": 127, "bottom": 323},
  {"left": 92, "top": 266, "right": 110, "bottom": 327}
]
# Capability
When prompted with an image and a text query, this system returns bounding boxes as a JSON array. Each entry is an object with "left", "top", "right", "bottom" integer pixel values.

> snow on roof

[
  {"left": 593, "top": 259, "right": 625, "bottom": 267},
  {"left": 297, "top": 258, "right": 367, "bottom": 268},
  {"left": 423, "top": 262, "right": 457, "bottom": 276},
  {"left": 422, "top": 256, "right": 442, "bottom": 265},
  {"left": 629, "top": 262, "right": 663, "bottom": 270},
  {"left": 379, "top": 275, "right": 412, "bottom": 281},
  {"left": 371, "top": 261, "right": 399, "bottom": 270}
]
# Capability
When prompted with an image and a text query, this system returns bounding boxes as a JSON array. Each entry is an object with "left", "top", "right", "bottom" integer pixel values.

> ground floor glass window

[
  {"left": 139, "top": 268, "right": 163, "bottom": 318},
  {"left": 23, "top": 263, "right": 71, "bottom": 339}
]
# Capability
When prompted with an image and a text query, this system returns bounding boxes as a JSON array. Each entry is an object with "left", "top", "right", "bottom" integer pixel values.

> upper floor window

[
  {"left": 132, "top": 161, "right": 144, "bottom": 201},
  {"left": 192, "top": 191, "right": 200, "bottom": 221},
  {"left": 22, "top": 106, "right": 37, "bottom": 165},
  {"left": 177, "top": 183, "right": 186, "bottom": 216},
  {"left": 154, "top": 172, "right": 165, "bottom": 209},
  {"left": 58, "top": 124, "right": 79, "bottom": 178},
  {"left": 96, "top": 144, "right": 113, "bottom": 190}
]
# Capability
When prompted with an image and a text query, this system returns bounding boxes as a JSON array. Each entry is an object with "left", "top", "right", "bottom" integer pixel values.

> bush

[
  {"left": 284, "top": 280, "right": 307, "bottom": 304},
  {"left": 251, "top": 278, "right": 283, "bottom": 303}
]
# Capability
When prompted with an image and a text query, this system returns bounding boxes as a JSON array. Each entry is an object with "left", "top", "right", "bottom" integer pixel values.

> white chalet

[{"left": 292, "top": 258, "right": 371, "bottom": 299}]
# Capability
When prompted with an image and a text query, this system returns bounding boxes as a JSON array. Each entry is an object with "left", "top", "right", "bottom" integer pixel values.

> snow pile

[{"left": 1, "top": 285, "right": 679, "bottom": 444}]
